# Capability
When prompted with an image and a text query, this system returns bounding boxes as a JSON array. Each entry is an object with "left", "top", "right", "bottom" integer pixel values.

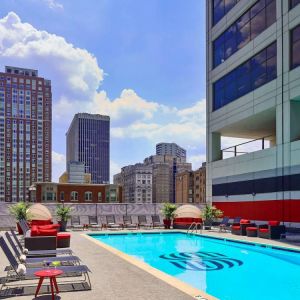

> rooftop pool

[{"left": 89, "top": 232, "right": 300, "bottom": 300}]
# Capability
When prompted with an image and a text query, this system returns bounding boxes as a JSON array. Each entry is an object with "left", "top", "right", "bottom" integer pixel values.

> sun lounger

[
  {"left": 10, "top": 229, "right": 73, "bottom": 256},
  {"left": 219, "top": 216, "right": 230, "bottom": 232},
  {"left": 71, "top": 216, "right": 84, "bottom": 231},
  {"left": 88, "top": 216, "right": 101, "bottom": 231},
  {"left": 0, "top": 236, "right": 91, "bottom": 290},
  {"left": 105, "top": 216, "right": 122, "bottom": 230},
  {"left": 122, "top": 216, "right": 138, "bottom": 229},
  {"left": 151, "top": 215, "right": 164, "bottom": 228},
  {"left": 5, "top": 232, "right": 80, "bottom": 266},
  {"left": 138, "top": 215, "right": 152, "bottom": 229}
]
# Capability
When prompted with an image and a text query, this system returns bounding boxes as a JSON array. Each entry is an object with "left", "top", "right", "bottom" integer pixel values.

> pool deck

[{"left": 1, "top": 228, "right": 300, "bottom": 300}]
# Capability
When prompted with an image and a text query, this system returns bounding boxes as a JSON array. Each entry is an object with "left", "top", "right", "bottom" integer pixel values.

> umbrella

[
  {"left": 26, "top": 203, "right": 52, "bottom": 221},
  {"left": 174, "top": 204, "right": 201, "bottom": 218}
]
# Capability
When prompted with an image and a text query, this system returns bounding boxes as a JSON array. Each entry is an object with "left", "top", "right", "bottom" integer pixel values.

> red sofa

[
  {"left": 28, "top": 224, "right": 71, "bottom": 249},
  {"left": 258, "top": 221, "right": 286, "bottom": 239},
  {"left": 231, "top": 219, "right": 255, "bottom": 235},
  {"left": 173, "top": 217, "right": 202, "bottom": 229}
]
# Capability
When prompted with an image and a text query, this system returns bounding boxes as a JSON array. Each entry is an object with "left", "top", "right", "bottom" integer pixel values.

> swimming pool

[{"left": 89, "top": 232, "right": 300, "bottom": 300}]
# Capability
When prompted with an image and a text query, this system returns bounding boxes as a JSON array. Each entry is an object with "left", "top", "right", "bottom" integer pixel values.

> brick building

[{"left": 31, "top": 182, "right": 122, "bottom": 203}]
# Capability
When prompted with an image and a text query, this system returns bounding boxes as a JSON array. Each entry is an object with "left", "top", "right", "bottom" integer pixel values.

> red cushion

[
  {"left": 246, "top": 227, "right": 257, "bottom": 231},
  {"left": 240, "top": 219, "right": 250, "bottom": 224},
  {"left": 38, "top": 229, "right": 57, "bottom": 236},
  {"left": 268, "top": 221, "right": 280, "bottom": 226},
  {"left": 232, "top": 225, "right": 241, "bottom": 230},
  {"left": 57, "top": 233, "right": 71, "bottom": 240},
  {"left": 259, "top": 228, "right": 269, "bottom": 233},
  {"left": 31, "top": 225, "right": 39, "bottom": 236},
  {"left": 30, "top": 220, "right": 52, "bottom": 226}
]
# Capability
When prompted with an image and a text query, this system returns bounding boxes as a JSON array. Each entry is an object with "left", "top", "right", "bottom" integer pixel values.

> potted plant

[
  {"left": 161, "top": 202, "right": 177, "bottom": 229},
  {"left": 56, "top": 205, "right": 72, "bottom": 232},
  {"left": 9, "top": 201, "right": 30, "bottom": 234},
  {"left": 201, "top": 204, "right": 223, "bottom": 229}
]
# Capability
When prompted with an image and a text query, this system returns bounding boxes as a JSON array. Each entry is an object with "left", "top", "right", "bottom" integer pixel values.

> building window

[
  {"left": 70, "top": 191, "right": 78, "bottom": 201},
  {"left": 85, "top": 191, "right": 92, "bottom": 201},
  {"left": 213, "top": 42, "right": 277, "bottom": 110},
  {"left": 98, "top": 192, "right": 102, "bottom": 201},
  {"left": 213, "top": 0, "right": 276, "bottom": 68},
  {"left": 291, "top": 25, "right": 300, "bottom": 70},
  {"left": 60, "top": 192, "right": 64, "bottom": 201},
  {"left": 290, "top": 0, "right": 300, "bottom": 9},
  {"left": 212, "top": 0, "right": 239, "bottom": 26}
]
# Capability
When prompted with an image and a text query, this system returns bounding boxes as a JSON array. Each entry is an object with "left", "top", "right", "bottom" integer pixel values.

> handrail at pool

[{"left": 187, "top": 222, "right": 202, "bottom": 235}]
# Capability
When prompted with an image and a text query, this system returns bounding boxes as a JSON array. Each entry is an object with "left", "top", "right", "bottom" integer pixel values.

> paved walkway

[{"left": 1, "top": 229, "right": 299, "bottom": 300}]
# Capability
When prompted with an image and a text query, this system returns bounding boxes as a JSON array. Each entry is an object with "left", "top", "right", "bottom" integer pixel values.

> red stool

[
  {"left": 34, "top": 269, "right": 63, "bottom": 300},
  {"left": 246, "top": 227, "right": 258, "bottom": 237}
]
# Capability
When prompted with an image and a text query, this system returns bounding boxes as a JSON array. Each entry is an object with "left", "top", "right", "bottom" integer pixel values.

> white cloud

[
  {"left": 52, "top": 151, "right": 65, "bottom": 181},
  {"left": 0, "top": 12, "right": 207, "bottom": 177},
  {"left": 110, "top": 160, "right": 121, "bottom": 182},
  {"left": 189, "top": 154, "right": 206, "bottom": 170},
  {"left": 41, "top": 0, "right": 63, "bottom": 10}
]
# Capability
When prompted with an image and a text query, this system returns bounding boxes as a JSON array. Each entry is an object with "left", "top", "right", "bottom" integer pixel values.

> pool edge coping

[{"left": 82, "top": 233, "right": 218, "bottom": 300}]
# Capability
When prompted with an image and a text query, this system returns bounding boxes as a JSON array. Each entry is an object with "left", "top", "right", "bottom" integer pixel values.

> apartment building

[
  {"left": 206, "top": 0, "right": 300, "bottom": 223},
  {"left": 156, "top": 142, "right": 186, "bottom": 160},
  {"left": 0, "top": 66, "right": 52, "bottom": 202}
]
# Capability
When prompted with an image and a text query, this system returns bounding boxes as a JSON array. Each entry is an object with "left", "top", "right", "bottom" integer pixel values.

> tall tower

[
  {"left": 156, "top": 142, "right": 186, "bottom": 160},
  {"left": 206, "top": 0, "right": 300, "bottom": 223},
  {"left": 0, "top": 66, "right": 52, "bottom": 202},
  {"left": 66, "top": 113, "right": 110, "bottom": 184}
]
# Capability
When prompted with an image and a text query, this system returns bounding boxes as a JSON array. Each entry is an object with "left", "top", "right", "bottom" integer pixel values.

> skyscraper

[
  {"left": 206, "top": 0, "right": 300, "bottom": 222},
  {"left": 0, "top": 66, "right": 52, "bottom": 202},
  {"left": 156, "top": 142, "right": 186, "bottom": 160},
  {"left": 66, "top": 113, "right": 110, "bottom": 184}
]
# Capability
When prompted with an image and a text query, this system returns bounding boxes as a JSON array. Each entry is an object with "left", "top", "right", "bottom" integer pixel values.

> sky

[{"left": 0, "top": 0, "right": 207, "bottom": 182}]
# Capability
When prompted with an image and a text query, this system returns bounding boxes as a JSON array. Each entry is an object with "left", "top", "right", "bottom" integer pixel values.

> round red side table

[{"left": 34, "top": 269, "right": 63, "bottom": 300}]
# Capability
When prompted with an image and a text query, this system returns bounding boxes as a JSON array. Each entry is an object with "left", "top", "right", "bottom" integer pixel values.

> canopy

[
  {"left": 26, "top": 203, "right": 52, "bottom": 221},
  {"left": 174, "top": 205, "right": 201, "bottom": 218}
]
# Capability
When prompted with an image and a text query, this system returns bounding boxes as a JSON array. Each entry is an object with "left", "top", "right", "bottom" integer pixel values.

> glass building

[
  {"left": 0, "top": 66, "right": 52, "bottom": 202},
  {"left": 66, "top": 113, "right": 110, "bottom": 184},
  {"left": 206, "top": 0, "right": 300, "bottom": 223}
]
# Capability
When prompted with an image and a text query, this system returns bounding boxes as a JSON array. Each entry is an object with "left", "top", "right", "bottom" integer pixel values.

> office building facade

[
  {"left": 156, "top": 142, "right": 186, "bottom": 160},
  {"left": 206, "top": 0, "right": 300, "bottom": 223},
  {"left": 0, "top": 66, "right": 52, "bottom": 202},
  {"left": 113, "top": 163, "right": 152, "bottom": 203},
  {"left": 66, "top": 113, "right": 110, "bottom": 184},
  {"left": 59, "top": 161, "right": 91, "bottom": 184}
]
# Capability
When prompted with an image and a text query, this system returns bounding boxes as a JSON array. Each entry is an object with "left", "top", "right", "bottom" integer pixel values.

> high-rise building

[
  {"left": 206, "top": 0, "right": 300, "bottom": 223},
  {"left": 0, "top": 66, "right": 52, "bottom": 202},
  {"left": 59, "top": 161, "right": 91, "bottom": 184},
  {"left": 144, "top": 155, "right": 192, "bottom": 203},
  {"left": 66, "top": 113, "right": 110, "bottom": 184},
  {"left": 156, "top": 142, "right": 186, "bottom": 160},
  {"left": 113, "top": 163, "right": 152, "bottom": 203}
]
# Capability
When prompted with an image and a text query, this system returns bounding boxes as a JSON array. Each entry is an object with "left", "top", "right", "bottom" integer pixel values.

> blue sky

[{"left": 0, "top": 0, "right": 207, "bottom": 181}]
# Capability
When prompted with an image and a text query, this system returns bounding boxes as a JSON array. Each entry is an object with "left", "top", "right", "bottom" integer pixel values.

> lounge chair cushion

[
  {"left": 268, "top": 221, "right": 280, "bottom": 226},
  {"left": 246, "top": 227, "right": 257, "bottom": 231},
  {"left": 232, "top": 225, "right": 241, "bottom": 230},
  {"left": 38, "top": 229, "right": 57, "bottom": 236},
  {"left": 31, "top": 225, "right": 40, "bottom": 236},
  {"left": 259, "top": 228, "right": 269, "bottom": 233},
  {"left": 30, "top": 220, "right": 52, "bottom": 226},
  {"left": 57, "top": 233, "right": 71, "bottom": 240},
  {"left": 240, "top": 219, "right": 250, "bottom": 224}
]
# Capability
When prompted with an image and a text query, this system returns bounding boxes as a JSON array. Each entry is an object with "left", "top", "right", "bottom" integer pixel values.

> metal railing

[
  {"left": 222, "top": 135, "right": 272, "bottom": 159},
  {"left": 187, "top": 222, "right": 202, "bottom": 235}
]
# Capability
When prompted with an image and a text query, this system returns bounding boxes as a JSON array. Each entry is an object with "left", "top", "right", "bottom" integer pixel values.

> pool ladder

[{"left": 187, "top": 222, "right": 203, "bottom": 235}]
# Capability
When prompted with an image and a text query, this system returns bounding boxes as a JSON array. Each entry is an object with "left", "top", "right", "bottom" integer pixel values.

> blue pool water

[{"left": 90, "top": 232, "right": 300, "bottom": 300}]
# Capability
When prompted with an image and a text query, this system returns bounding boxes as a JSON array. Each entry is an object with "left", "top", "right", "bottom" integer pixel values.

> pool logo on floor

[{"left": 159, "top": 251, "right": 243, "bottom": 271}]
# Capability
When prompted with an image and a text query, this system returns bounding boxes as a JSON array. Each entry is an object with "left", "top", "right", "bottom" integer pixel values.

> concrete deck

[{"left": 1, "top": 228, "right": 300, "bottom": 300}]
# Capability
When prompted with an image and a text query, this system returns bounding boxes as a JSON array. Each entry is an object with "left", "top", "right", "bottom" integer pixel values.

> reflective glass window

[
  {"left": 213, "top": 0, "right": 276, "bottom": 68},
  {"left": 291, "top": 25, "right": 300, "bottom": 70},
  {"left": 213, "top": 0, "right": 239, "bottom": 25},
  {"left": 290, "top": 0, "right": 300, "bottom": 9},
  {"left": 213, "top": 42, "right": 277, "bottom": 110}
]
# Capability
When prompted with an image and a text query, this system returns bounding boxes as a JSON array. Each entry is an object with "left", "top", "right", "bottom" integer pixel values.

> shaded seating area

[
  {"left": 258, "top": 221, "right": 286, "bottom": 239},
  {"left": 231, "top": 219, "right": 255, "bottom": 236},
  {"left": 173, "top": 205, "right": 202, "bottom": 229}
]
